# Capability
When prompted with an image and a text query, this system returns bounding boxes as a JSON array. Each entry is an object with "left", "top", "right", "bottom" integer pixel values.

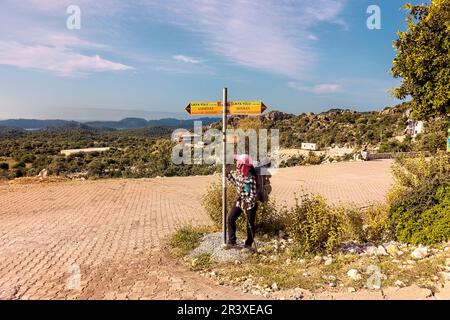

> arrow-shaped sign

[{"left": 185, "top": 100, "right": 267, "bottom": 115}]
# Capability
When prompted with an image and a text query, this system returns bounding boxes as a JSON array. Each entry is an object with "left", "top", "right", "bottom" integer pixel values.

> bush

[
  {"left": 170, "top": 225, "right": 207, "bottom": 255},
  {"left": 281, "top": 195, "right": 365, "bottom": 254},
  {"left": 202, "top": 181, "right": 285, "bottom": 235},
  {"left": 389, "top": 152, "right": 450, "bottom": 244},
  {"left": 362, "top": 205, "right": 391, "bottom": 243}
]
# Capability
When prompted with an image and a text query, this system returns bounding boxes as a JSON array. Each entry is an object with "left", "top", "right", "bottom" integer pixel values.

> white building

[
  {"left": 406, "top": 120, "right": 424, "bottom": 138},
  {"left": 301, "top": 143, "right": 317, "bottom": 151}
]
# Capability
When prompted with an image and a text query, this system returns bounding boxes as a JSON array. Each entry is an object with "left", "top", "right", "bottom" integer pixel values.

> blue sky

[{"left": 0, "top": 0, "right": 428, "bottom": 120}]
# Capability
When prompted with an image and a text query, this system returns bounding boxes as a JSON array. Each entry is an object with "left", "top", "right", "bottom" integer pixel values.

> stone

[
  {"left": 38, "top": 169, "right": 48, "bottom": 179},
  {"left": 329, "top": 282, "right": 336, "bottom": 288},
  {"left": 376, "top": 245, "right": 388, "bottom": 256},
  {"left": 386, "top": 244, "right": 399, "bottom": 256},
  {"left": 411, "top": 246, "right": 429, "bottom": 260},
  {"left": 324, "top": 258, "right": 333, "bottom": 266},
  {"left": 314, "top": 255, "right": 323, "bottom": 262},
  {"left": 347, "top": 287, "right": 356, "bottom": 293},
  {"left": 292, "top": 288, "right": 303, "bottom": 300},
  {"left": 394, "top": 280, "right": 405, "bottom": 287},
  {"left": 347, "top": 269, "right": 362, "bottom": 281},
  {"left": 365, "top": 246, "right": 378, "bottom": 256},
  {"left": 445, "top": 258, "right": 450, "bottom": 267},
  {"left": 271, "top": 283, "right": 278, "bottom": 291},
  {"left": 439, "top": 272, "right": 450, "bottom": 281}
]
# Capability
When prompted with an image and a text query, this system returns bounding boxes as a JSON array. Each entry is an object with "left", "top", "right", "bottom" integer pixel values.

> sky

[{"left": 0, "top": 0, "right": 428, "bottom": 120}]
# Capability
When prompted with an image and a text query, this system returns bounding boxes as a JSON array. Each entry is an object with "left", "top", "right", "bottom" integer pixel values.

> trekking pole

[{"left": 246, "top": 210, "right": 258, "bottom": 251}]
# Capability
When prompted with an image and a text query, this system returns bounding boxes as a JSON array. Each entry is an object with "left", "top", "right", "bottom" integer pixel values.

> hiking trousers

[{"left": 227, "top": 204, "right": 258, "bottom": 247}]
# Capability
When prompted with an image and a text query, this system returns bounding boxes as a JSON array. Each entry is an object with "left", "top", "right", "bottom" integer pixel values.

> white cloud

[
  {"left": 288, "top": 82, "right": 341, "bottom": 94},
  {"left": 149, "top": 0, "right": 347, "bottom": 78},
  {"left": 0, "top": 41, "right": 133, "bottom": 77},
  {"left": 173, "top": 55, "right": 201, "bottom": 64}
]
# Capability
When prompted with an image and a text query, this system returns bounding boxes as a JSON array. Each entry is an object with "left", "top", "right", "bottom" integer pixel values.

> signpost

[
  {"left": 185, "top": 100, "right": 267, "bottom": 116},
  {"left": 185, "top": 88, "right": 267, "bottom": 244}
]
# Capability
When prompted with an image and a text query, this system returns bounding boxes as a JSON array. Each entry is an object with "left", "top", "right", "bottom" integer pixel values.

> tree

[{"left": 391, "top": 0, "right": 450, "bottom": 120}]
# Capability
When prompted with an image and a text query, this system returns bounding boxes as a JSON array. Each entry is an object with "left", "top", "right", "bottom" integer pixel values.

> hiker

[{"left": 225, "top": 154, "right": 258, "bottom": 250}]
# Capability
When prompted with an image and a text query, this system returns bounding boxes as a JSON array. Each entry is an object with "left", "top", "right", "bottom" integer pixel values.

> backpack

[{"left": 254, "top": 166, "right": 272, "bottom": 203}]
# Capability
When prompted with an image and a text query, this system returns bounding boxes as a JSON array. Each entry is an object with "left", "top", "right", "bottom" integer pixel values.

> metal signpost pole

[{"left": 222, "top": 87, "right": 228, "bottom": 245}]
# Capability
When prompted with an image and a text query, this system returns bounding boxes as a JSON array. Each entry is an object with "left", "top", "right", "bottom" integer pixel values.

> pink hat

[{"left": 233, "top": 154, "right": 253, "bottom": 166}]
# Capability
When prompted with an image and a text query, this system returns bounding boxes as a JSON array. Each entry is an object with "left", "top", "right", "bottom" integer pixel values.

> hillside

[
  {"left": 0, "top": 117, "right": 219, "bottom": 131},
  {"left": 225, "top": 103, "right": 447, "bottom": 153}
]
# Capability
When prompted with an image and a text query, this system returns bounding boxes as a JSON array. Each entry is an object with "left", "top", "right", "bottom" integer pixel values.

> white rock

[
  {"left": 271, "top": 283, "right": 278, "bottom": 291},
  {"left": 292, "top": 288, "right": 303, "bottom": 300},
  {"left": 347, "top": 269, "right": 362, "bottom": 281},
  {"left": 439, "top": 272, "right": 450, "bottom": 281},
  {"left": 377, "top": 245, "right": 388, "bottom": 256},
  {"left": 445, "top": 258, "right": 450, "bottom": 267},
  {"left": 365, "top": 246, "right": 378, "bottom": 256},
  {"left": 394, "top": 280, "right": 405, "bottom": 287},
  {"left": 314, "top": 255, "right": 323, "bottom": 262},
  {"left": 324, "top": 258, "right": 333, "bottom": 266},
  {"left": 411, "top": 247, "right": 429, "bottom": 260},
  {"left": 348, "top": 287, "right": 356, "bottom": 293},
  {"left": 386, "top": 244, "right": 399, "bottom": 256}
]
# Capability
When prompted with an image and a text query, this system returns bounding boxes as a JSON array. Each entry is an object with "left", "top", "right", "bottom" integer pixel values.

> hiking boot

[
  {"left": 223, "top": 243, "right": 238, "bottom": 250},
  {"left": 242, "top": 245, "right": 255, "bottom": 253}
]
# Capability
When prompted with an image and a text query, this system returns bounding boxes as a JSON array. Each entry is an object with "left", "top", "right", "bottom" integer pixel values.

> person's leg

[
  {"left": 227, "top": 205, "right": 242, "bottom": 245},
  {"left": 245, "top": 204, "right": 258, "bottom": 247}
]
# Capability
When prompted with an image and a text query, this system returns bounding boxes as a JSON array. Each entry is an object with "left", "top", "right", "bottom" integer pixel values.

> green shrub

[
  {"left": 362, "top": 205, "right": 391, "bottom": 243},
  {"left": 170, "top": 225, "right": 207, "bottom": 255},
  {"left": 389, "top": 152, "right": 450, "bottom": 244},
  {"left": 282, "top": 195, "right": 364, "bottom": 254}
]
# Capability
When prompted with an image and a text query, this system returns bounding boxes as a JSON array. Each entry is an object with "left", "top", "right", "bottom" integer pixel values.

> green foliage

[
  {"left": 0, "top": 127, "right": 218, "bottom": 179},
  {"left": 170, "top": 225, "right": 207, "bottom": 255},
  {"left": 271, "top": 106, "right": 410, "bottom": 150},
  {"left": 378, "top": 138, "right": 412, "bottom": 153},
  {"left": 281, "top": 195, "right": 366, "bottom": 254},
  {"left": 389, "top": 152, "right": 450, "bottom": 244},
  {"left": 391, "top": 1, "right": 450, "bottom": 119},
  {"left": 363, "top": 205, "right": 391, "bottom": 243},
  {"left": 413, "top": 118, "right": 448, "bottom": 152}
]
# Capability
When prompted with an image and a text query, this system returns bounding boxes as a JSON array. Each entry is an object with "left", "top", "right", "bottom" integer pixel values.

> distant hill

[{"left": 0, "top": 117, "right": 219, "bottom": 131}]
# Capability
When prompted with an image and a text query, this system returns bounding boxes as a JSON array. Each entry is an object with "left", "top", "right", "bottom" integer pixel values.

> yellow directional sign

[
  {"left": 185, "top": 101, "right": 222, "bottom": 115},
  {"left": 185, "top": 100, "right": 267, "bottom": 115},
  {"left": 228, "top": 100, "right": 267, "bottom": 115}
]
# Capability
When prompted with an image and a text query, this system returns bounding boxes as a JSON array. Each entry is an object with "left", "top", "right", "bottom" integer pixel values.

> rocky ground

[{"left": 185, "top": 233, "right": 450, "bottom": 300}]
